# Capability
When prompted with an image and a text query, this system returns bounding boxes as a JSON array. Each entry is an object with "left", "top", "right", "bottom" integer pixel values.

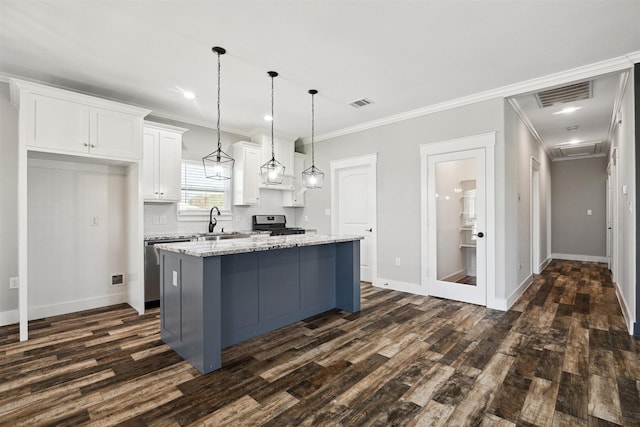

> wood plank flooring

[{"left": 1, "top": 260, "right": 639, "bottom": 426}]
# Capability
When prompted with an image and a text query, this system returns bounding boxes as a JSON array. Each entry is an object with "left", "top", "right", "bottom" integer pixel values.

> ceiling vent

[
  {"left": 349, "top": 98, "right": 374, "bottom": 108},
  {"left": 559, "top": 143, "right": 596, "bottom": 158},
  {"left": 535, "top": 81, "right": 592, "bottom": 108}
]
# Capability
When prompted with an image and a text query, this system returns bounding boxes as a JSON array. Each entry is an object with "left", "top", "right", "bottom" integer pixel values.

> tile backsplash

[{"left": 144, "top": 189, "right": 298, "bottom": 236}]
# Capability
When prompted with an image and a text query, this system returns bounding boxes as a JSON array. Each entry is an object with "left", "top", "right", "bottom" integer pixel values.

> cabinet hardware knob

[
  {"left": 90, "top": 144, "right": 95, "bottom": 148},
  {"left": 160, "top": 192, "right": 164, "bottom": 195},
  {"left": 155, "top": 192, "right": 159, "bottom": 195},
  {"left": 474, "top": 232, "right": 484, "bottom": 238},
  {"left": 366, "top": 228, "right": 373, "bottom": 232},
  {"left": 83, "top": 143, "right": 89, "bottom": 147}
]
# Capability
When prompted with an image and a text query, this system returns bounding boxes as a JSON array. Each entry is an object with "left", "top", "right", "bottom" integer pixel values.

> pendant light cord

[
  {"left": 216, "top": 50, "right": 221, "bottom": 151},
  {"left": 270, "top": 74, "right": 275, "bottom": 161},
  {"left": 311, "top": 91, "right": 315, "bottom": 167}
]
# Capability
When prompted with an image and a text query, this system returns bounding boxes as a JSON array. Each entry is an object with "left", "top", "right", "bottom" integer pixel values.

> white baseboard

[
  {"left": 613, "top": 281, "right": 634, "bottom": 334},
  {"left": 0, "top": 309, "right": 18, "bottom": 327},
  {"left": 488, "top": 274, "right": 534, "bottom": 312},
  {"left": 551, "top": 253, "right": 608, "bottom": 263},
  {"left": 27, "top": 293, "right": 128, "bottom": 322},
  {"left": 440, "top": 269, "right": 465, "bottom": 283},
  {"left": 373, "top": 277, "right": 426, "bottom": 296},
  {"left": 539, "top": 257, "right": 552, "bottom": 272}
]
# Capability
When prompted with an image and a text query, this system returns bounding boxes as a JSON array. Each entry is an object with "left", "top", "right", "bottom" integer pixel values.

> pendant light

[
  {"left": 260, "top": 71, "right": 286, "bottom": 185},
  {"left": 302, "top": 89, "right": 324, "bottom": 188},
  {"left": 203, "top": 46, "right": 234, "bottom": 180}
]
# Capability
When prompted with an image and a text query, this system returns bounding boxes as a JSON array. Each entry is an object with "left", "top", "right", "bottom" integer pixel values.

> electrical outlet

[
  {"left": 304, "top": 215, "right": 309, "bottom": 222},
  {"left": 9, "top": 276, "right": 19, "bottom": 289},
  {"left": 395, "top": 257, "right": 401, "bottom": 266},
  {"left": 324, "top": 209, "right": 331, "bottom": 216},
  {"left": 90, "top": 216, "right": 99, "bottom": 226}
]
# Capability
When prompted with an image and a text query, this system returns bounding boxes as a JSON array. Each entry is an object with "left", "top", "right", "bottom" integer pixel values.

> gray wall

[
  {"left": 0, "top": 82, "right": 19, "bottom": 319},
  {"left": 551, "top": 157, "right": 607, "bottom": 257},
  {"left": 504, "top": 101, "right": 551, "bottom": 292},
  {"left": 296, "top": 98, "right": 506, "bottom": 295}
]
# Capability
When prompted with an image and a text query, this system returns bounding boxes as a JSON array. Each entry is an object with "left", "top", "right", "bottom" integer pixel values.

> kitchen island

[{"left": 155, "top": 234, "right": 362, "bottom": 374}]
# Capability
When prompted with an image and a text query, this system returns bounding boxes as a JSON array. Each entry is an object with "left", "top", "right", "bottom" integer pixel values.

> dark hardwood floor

[{"left": 1, "top": 260, "right": 639, "bottom": 426}]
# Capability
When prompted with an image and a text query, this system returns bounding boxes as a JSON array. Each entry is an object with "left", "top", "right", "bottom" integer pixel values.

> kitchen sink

[{"left": 192, "top": 233, "right": 251, "bottom": 242}]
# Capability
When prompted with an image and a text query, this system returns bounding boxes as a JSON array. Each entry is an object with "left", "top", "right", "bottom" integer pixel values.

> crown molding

[
  {"left": 146, "top": 110, "right": 252, "bottom": 138},
  {"left": 307, "top": 52, "right": 637, "bottom": 144},
  {"left": 551, "top": 153, "right": 607, "bottom": 162},
  {"left": 626, "top": 50, "right": 640, "bottom": 63},
  {"left": 506, "top": 98, "right": 547, "bottom": 152},
  {"left": 606, "top": 71, "right": 630, "bottom": 144}
]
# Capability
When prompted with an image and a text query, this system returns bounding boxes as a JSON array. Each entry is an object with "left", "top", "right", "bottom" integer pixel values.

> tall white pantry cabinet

[{"left": 10, "top": 78, "right": 150, "bottom": 341}]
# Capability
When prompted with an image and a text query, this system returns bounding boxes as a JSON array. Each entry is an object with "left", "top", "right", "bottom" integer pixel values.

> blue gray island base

[{"left": 159, "top": 240, "right": 360, "bottom": 374}]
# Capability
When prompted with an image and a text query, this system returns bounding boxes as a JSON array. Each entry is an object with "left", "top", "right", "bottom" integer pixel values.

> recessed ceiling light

[
  {"left": 264, "top": 114, "right": 273, "bottom": 121},
  {"left": 552, "top": 106, "right": 582, "bottom": 115},
  {"left": 568, "top": 138, "right": 582, "bottom": 144},
  {"left": 183, "top": 91, "right": 196, "bottom": 100}
]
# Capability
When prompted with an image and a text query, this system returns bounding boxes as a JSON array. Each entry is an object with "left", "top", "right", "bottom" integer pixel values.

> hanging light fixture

[
  {"left": 260, "top": 71, "right": 286, "bottom": 185},
  {"left": 302, "top": 89, "right": 324, "bottom": 188},
  {"left": 203, "top": 46, "right": 234, "bottom": 180}
]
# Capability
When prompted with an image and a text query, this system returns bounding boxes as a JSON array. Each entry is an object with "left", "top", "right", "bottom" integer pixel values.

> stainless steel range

[{"left": 252, "top": 215, "right": 305, "bottom": 236}]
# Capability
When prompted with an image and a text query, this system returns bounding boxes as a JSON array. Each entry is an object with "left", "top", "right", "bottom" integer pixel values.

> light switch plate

[{"left": 172, "top": 271, "right": 178, "bottom": 287}]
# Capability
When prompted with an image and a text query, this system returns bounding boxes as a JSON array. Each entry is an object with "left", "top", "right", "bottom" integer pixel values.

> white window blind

[{"left": 178, "top": 160, "right": 230, "bottom": 215}]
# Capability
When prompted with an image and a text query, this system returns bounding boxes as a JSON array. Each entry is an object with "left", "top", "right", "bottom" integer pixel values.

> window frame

[{"left": 176, "top": 159, "right": 232, "bottom": 221}]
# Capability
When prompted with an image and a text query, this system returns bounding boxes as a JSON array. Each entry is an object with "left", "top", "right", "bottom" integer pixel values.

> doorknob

[
  {"left": 474, "top": 232, "right": 484, "bottom": 238},
  {"left": 366, "top": 228, "right": 372, "bottom": 232}
]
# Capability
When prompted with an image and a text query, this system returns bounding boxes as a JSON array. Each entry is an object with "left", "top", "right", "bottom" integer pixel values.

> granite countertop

[
  {"left": 144, "top": 231, "right": 268, "bottom": 241},
  {"left": 155, "top": 234, "right": 364, "bottom": 257}
]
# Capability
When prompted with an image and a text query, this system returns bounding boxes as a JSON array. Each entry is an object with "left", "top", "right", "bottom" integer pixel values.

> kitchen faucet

[{"left": 209, "top": 206, "right": 221, "bottom": 233}]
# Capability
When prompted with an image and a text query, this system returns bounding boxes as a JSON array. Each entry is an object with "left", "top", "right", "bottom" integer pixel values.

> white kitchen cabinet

[
  {"left": 143, "top": 122, "right": 187, "bottom": 202},
  {"left": 282, "top": 152, "right": 307, "bottom": 207},
  {"left": 232, "top": 141, "right": 261, "bottom": 205},
  {"left": 11, "top": 79, "right": 146, "bottom": 161},
  {"left": 251, "top": 133, "right": 295, "bottom": 181}
]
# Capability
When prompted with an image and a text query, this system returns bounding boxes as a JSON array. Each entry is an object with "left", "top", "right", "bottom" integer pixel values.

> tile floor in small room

[{"left": 1, "top": 260, "right": 639, "bottom": 426}]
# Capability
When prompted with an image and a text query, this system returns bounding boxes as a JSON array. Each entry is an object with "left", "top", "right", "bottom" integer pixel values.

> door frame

[
  {"left": 420, "top": 133, "right": 496, "bottom": 306},
  {"left": 330, "top": 153, "right": 378, "bottom": 283},
  {"left": 530, "top": 157, "right": 541, "bottom": 274}
]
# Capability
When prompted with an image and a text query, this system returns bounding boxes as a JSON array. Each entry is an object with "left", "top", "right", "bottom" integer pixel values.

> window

[{"left": 177, "top": 160, "right": 231, "bottom": 218}]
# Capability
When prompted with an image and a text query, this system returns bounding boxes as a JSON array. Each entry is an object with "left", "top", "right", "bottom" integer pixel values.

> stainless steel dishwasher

[{"left": 144, "top": 237, "right": 192, "bottom": 308}]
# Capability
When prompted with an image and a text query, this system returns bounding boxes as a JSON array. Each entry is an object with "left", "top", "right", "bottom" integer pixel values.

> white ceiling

[
  {"left": 1, "top": 1, "right": 640, "bottom": 141},
  {"left": 510, "top": 72, "right": 624, "bottom": 160}
]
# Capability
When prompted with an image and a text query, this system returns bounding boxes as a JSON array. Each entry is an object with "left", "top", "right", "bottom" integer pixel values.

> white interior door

[
  {"left": 427, "top": 148, "right": 487, "bottom": 306},
  {"left": 331, "top": 154, "right": 377, "bottom": 283}
]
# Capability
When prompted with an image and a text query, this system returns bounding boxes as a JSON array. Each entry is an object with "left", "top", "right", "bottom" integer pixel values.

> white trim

[
  {"left": 27, "top": 293, "right": 128, "bottom": 322},
  {"left": 506, "top": 274, "right": 534, "bottom": 309},
  {"left": 0, "top": 309, "right": 18, "bottom": 327},
  {"left": 330, "top": 153, "right": 378, "bottom": 284},
  {"left": 627, "top": 51, "right": 640, "bottom": 63},
  {"left": 420, "top": 132, "right": 496, "bottom": 307},
  {"left": 613, "top": 281, "right": 634, "bottom": 334},
  {"left": 508, "top": 99, "right": 546, "bottom": 151},
  {"left": 530, "top": 157, "right": 541, "bottom": 275},
  {"left": 551, "top": 153, "right": 608, "bottom": 162},
  {"left": 607, "top": 72, "right": 630, "bottom": 144},
  {"left": 540, "top": 257, "right": 552, "bottom": 272},
  {"left": 308, "top": 53, "right": 637, "bottom": 143},
  {"left": 551, "top": 253, "right": 608, "bottom": 263},
  {"left": 373, "top": 278, "right": 424, "bottom": 296},
  {"left": 144, "top": 120, "right": 188, "bottom": 134}
]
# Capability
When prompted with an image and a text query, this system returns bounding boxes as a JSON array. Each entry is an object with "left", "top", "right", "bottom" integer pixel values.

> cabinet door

[
  {"left": 277, "top": 139, "right": 295, "bottom": 176},
  {"left": 25, "top": 93, "right": 89, "bottom": 153},
  {"left": 142, "top": 129, "right": 159, "bottom": 200},
  {"left": 157, "top": 131, "right": 182, "bottom": 202},
  {"left": 243, "top": 147, "right": 261, "bottom": 204},
  {"left": 89, "top": 108, "right": 140, "bottom": 160}
]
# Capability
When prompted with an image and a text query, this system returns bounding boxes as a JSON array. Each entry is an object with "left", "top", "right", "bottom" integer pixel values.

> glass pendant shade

[
  {"left": 260, "top": 71, "right": 286, "bottom": 185},
  {"left": 203, "top": 46, "right": 234, "bottom": 180},
  {"left": 302, "top": 165, "right": 324, "bottom": 188},
  {"left": 260, "top": 157, "right": 286, "bottom": 185},
  {"left": 203, "top": 149, "right": 234, "bottom": 179},
  {"left": 303, "top": 89, "right": 324, "bottom": 188}
]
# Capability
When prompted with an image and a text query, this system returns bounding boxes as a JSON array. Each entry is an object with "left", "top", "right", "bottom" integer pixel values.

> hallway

[{"left": 0, "top": 260, "right": 638, "bottom": 425}]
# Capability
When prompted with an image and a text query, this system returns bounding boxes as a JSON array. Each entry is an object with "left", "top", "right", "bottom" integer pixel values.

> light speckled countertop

[
  {"left": 144, "top": 231, "right": 268, "bottom": 242},
  {"left": 155, "top": 234, "right": 363, "bottom": 257}
]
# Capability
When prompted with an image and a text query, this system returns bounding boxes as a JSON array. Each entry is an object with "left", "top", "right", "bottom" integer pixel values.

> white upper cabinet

[
  {"left": 232, "top": 141, "right": 261, "bottom": 206},
  {"left": 10, "top": 79, "right": 150, "bottom": 161},
  {"left": 143, "top": 122, "right": 186, "bottom": 202},
  {"left": 282, "top": 152, "right": 307, "bottom": 207}
]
